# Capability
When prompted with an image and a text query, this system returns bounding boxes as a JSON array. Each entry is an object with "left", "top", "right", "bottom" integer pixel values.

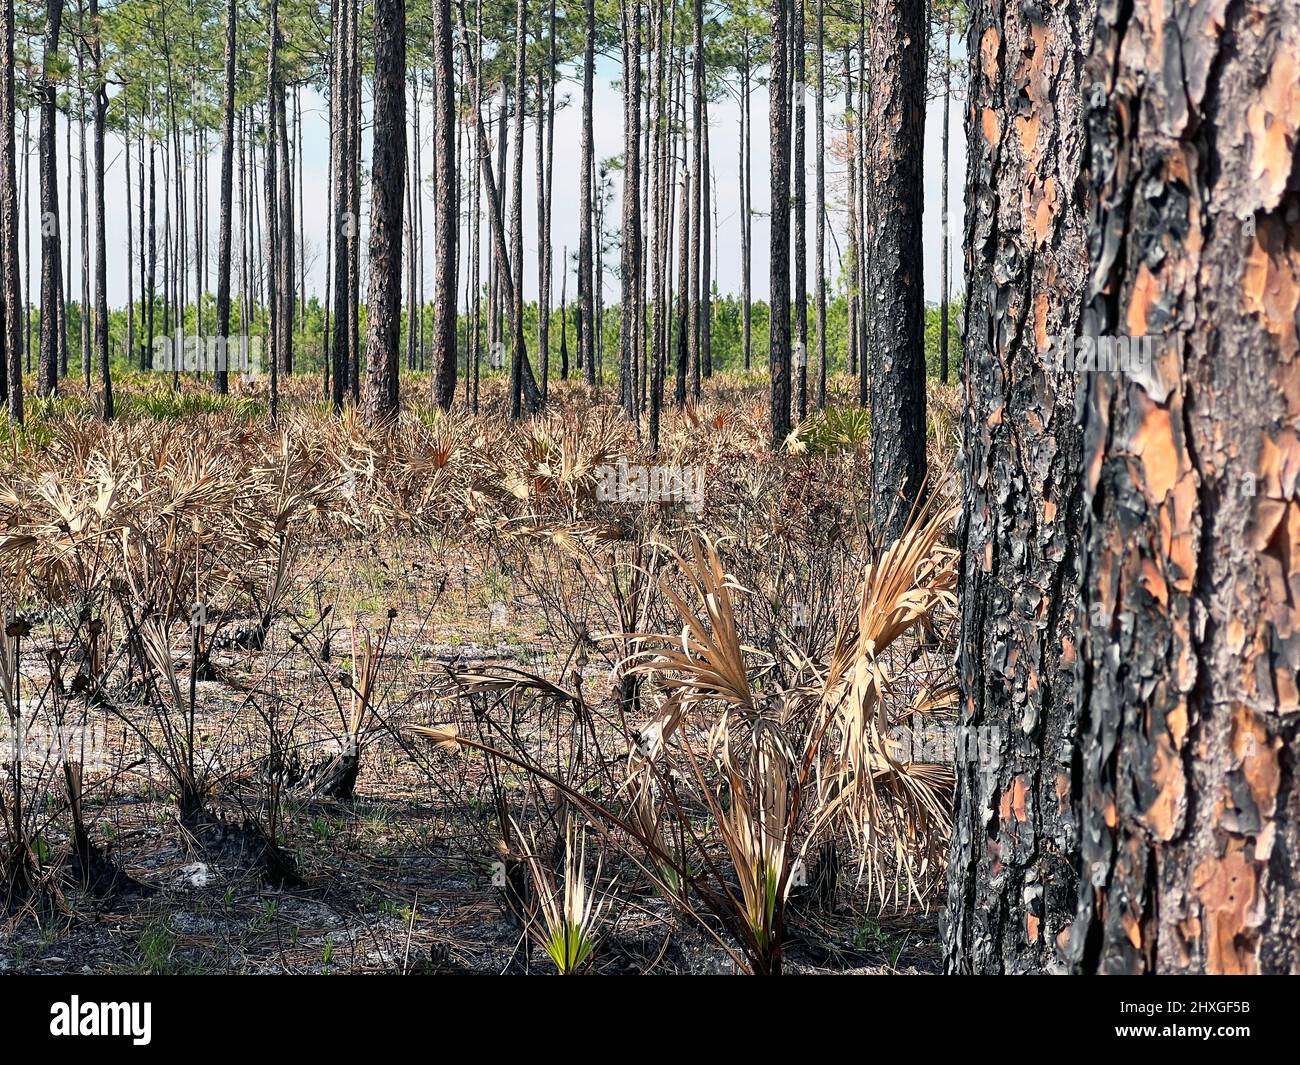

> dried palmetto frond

[
  {"left": 629, "top": 535, "right": 757, "bottom": 756},
  {"left": 813, "top": 493, "right": 960, "bottom": 906}
]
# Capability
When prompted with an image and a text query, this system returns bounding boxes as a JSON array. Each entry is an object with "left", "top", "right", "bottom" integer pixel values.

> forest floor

[{"left": 0, "top": 373, "right": 958, "bottom": 974}]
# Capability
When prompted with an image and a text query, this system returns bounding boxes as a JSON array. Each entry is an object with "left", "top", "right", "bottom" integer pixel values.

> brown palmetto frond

[{"left": 812, "top": 492, "right": 960, "bottom": 906}]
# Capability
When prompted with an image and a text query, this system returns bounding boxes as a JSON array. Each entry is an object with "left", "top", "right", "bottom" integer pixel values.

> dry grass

[{"left": 1, "top": 374, "right": 959, "bottom": 973}]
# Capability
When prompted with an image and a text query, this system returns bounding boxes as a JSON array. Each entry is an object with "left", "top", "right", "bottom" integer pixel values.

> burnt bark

[
  {"left": 0, "top": 0, "right": 20, "bottom": 420},
  {"left": 768, "top": 0, "right": 791, "bottom": 449},
  {"left": 792, "top": 0, "right": 806, "bottom": 422},
  {"left": 37, "top": 0, "right": 62, "bottom": 398},
  {"left": 866, "top": 0, "right": 927, "bottom": 541},
  {"left": 1068, "top": 0, "right": 1300, "bottom": 975},
  {"left": 620, "top": 0, "right": 642, "bottom": 418},
  {"left": 90, "top": 0, "right": 110, "bottom": 417},
  {"left": 813, "top": 0, "right": 825, "bottom": 409},
  {"left": 578, "top": 0, "right": 596, "bottom": 389},
  {"left": 431, "top": 0, "right": 458, "bottom": 409},
  {"left": 939, "top": 11, "right": 951, "bottom": 385},
  {"left": 330, "top": 0, "right": 352, "bottom": 411},
  {"left": 215, "top": 0, "right": 236, "bottom": 395},
  {"left": 942, "top": 0, "right": 1094, "bottom": 974},
  {"left": 688, "top": 0, "right": 703, "bottom": 401},
  {"left": 363, "top": 0, "right": 406, "bottom": 424}
]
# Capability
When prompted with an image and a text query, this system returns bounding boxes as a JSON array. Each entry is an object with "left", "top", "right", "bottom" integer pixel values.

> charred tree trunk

[
  {"left": 265, "top": 3, "right": 281, "bottom": 421},
  {"left": 330, "top": 0, "right": 352, "bottom": 411},
  {"left": 687, "top": 0, "right": 703, "bottom": 401},
  {"left": 866, "top": 0, "right": 927, "bottom": 541},
  {"left": 701, "top": 98, "right": 712, "bottom": 382},
  {"left": 1066, "top": 0, "right": 1300, "bottom": 976},
  {"left": 347, "top": 0, "right": 362, "bottom": 404},
  {"left": 90, "top": 0, "right": 110, "bottom": 417},
  {"left": 939, "top": 10, "right": 951, "bottom": 386},
  {"left": 37, "top": 0, "right": 62, "bottom": 398},
  {"left": 363, "top": 0, "right": 406, "bottom": 424},
  {"left": 813, "top": 0, "right": 825, "bottom": 410},
  {"left": 214, "top": 0, "right": 236, "bottom": 395},
  {"left": 578, "top": 0, "right": 596, "bottom": 389},
  {"left": 792, "top": 0, "right": 807, "bottom": 422},
  {"left": 0, "top": 0, "right": 20, "bottom": 420},
  {"left": 739, "top": 37, "right": 752, "bottom": 372},
  {"left": 431, "top": 0, "right": 458, "bottom": 409},
  {"left": 674, "top": 164, "right": 689, "bottom": 408},
  {"left": 619, "top": 0, "right": 642, "bottom": 418},
  {"left": 844, "top": 49, "right": 858, "bottom": 380},
  {"left": 942, "top": 0, "right": 1094, "bottom": 975},
  {"left": 768, "top": 0, "right": 791, "bottom": 449}
]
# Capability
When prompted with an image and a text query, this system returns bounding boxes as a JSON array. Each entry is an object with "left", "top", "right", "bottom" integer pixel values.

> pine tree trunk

[
  {"left": 701, "top": 99, "right": 711, "bottom": 381},
  {"left": 813, "top": 0, "right": 825, "bottom": 410},
  {"left": 844, "top": 48, "right": 857, "bottom": 381},
  {"left": 865, "top": 0, "right": 926, "bottom": 542},
  {"left": 214, "top": 0, "right": 236, "bottom": 395},
  {"left": 1068, "top": 0, "right": 1300, "bottom": 975},
  {"left": 792, "top": 0, "right": 806, "bottom": 422},
  {"left": 265, "top": 0, "right": 281, "bottom": 420},
  {"left": 330, "top": 0, "right": 351, "bottom": 411},
  {"left": 37, "top": 0, "right": 62, "bottom": 398},
  {"left": 939, "top": 13, "right": 951, "bottom": 385},
  {"left": 578, "top": 0, "right": 596, "bottom": 389},
  {"left": 348, "top": 0, "right": 361, "bottom": 404},
  {"left": 619, "top": 0, "right": 641, "bottom": 418},
  {"left": 739, "top": 40, "right": 751, "bottom": 373},
  {"left": 77, "top": 31, "right": 89, "bottom": 389},
  {"left": 0, "top": 0, "right": 20, "bottom": 420},
  {"left": 768, "top": 0, "right": 791, "bottom": 449},
  {"left": 431, "top": 0, "right": 458, "bottom": 409},
  {"left": 90, "top": 0, "right": 110, "bottom": 417},
  {"left": 942, "top": 0, "right": 1095, "bottom": 975},
  {"left": 363, "top": 0, "right": 406, "bottom": 424},
  {"left": 687, "top": 0, "right": 703, "bottom": 400}
]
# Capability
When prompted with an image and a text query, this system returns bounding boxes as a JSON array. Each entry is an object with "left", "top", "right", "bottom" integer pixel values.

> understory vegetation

[{"left": 0, "top": 372, "right": 962, "bottom": 974}]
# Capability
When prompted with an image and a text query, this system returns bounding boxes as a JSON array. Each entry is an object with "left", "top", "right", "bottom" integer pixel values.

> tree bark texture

[
  {"left": 943, "top": 0, "right": 1095, "bottom": 975},
  {"left": 866, "top": 0, "right": 927, "bottom": 541},
  {"left": 1068, "top": 0, "right": 1300, "bottom": 976}
]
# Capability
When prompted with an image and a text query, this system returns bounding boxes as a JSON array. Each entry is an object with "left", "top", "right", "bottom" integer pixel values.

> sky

[{"left": 17, "top": 43, "right": 967, "bottom": 312}]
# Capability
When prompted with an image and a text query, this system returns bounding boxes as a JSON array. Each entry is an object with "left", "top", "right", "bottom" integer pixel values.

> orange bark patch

[
  {"left": 1140, "top": 558, "right": 1168, "bottom": 606},
  {"left": 1121, "top": 906, "right": 1143, "bottom": 950},
  {"left": 980, "top": 27, "right": 1000, "bottom": 81},
  {"left": 1126, "top": 263, "right": 1159, "bottom": 336},
  {"left": 998, "top": 776, "right": 1029, "bottom": 825},
  {"left": 1131, "top": 404, "right": 1179, "bottom": 502},
  {"left": 1247, "top": 46, "right": 1300, "bottom": 211},
  {"left": 982, "top": 107, "right": 1001, "bottom": 146},
  {"left": 1030, "top": 176, "right": 1058, "bottom": 244},
  {"left": 1243, "top": 218, "right": 1300, "bottom": 359},
  {"left": 1193, "top": 839, "right": 1262, "bottom": 975},
  {"left": 1230, "top": 704, "right": 1280, "bottom": 822},
  {"left": 1141, "top": 731, "right": 1184, "bottom": 842},
  {"left": 1034, "top": 291, "right": 1050, "bottom": 353}
]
